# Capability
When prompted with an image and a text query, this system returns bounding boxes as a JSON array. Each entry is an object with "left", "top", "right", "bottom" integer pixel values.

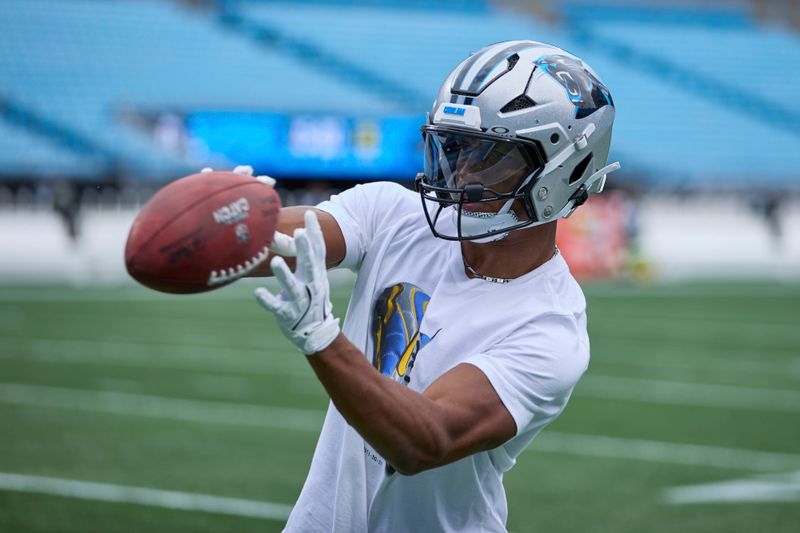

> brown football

[{"left": 124, "top": 171, "right": 280, "bottom": 294}]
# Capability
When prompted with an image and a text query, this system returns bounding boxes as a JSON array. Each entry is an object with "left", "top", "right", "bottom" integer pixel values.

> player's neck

[{"left": 460, "top": 222, "right": 557, "bottom": 282}]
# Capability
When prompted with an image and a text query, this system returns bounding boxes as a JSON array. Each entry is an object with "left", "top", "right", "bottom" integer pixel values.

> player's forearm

[{"left": 307, "top": 334, "right": 450, "bottom": 475}]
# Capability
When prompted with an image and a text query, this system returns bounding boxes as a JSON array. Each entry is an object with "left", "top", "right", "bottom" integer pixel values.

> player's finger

[
  {"left": 271, "top": 256, "right": 305, "bottom": 302},
  {"left": 255, "top": 175, "right": 276, "bottom": 187},
  {"left": 269, "top": 231, "right": 297, "bottom": 257},
  {"left": 233, "top": 165, "right": 254, "bottom": 176},
  {"left": 303, "top": 210, "right": 326, "bottom": 259},
  {"left": 201, "top": 167, "right": 213, "bottom": 173},
  {"left": 304, "top": 210, "right": 320, "bottom": 232},
  {"left": 255, "top": 287, "right": 295, "bottom": 322},
  {"left": 254, "top": 287, "right": 281, "bottom": 312},
  {"left": 295, "top": 231, "right": 316, "bottom": 283}
]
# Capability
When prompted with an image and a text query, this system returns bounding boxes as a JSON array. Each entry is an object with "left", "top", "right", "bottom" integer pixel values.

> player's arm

[
  {"left": 247, "top": 206, "right": 347, "bottom": 276},
  {"left": 309, "top": 335, "right": 516, "bottom": 475},
  {"left": 254, "top": 211, "right": 516, "bottom": 475}
]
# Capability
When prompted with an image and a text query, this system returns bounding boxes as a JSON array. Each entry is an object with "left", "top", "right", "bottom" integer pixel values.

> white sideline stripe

[
  {"left": 533, "top": 432, "right": 800, "bottom": 472},
  {"left": 0, "top": 383, "right": 324, "bottom": 431},
  {"left": 0, "top": 473, "right": 292, "bottom": 520},
  {"left": 4, "top": 383, "right": 800, "bottom": 473},
  {"left": 577, "top": 375, "right": 800, "bottom": 413},
  {"left": 661, "top": 470, "right": 800, "bottom": 504}
]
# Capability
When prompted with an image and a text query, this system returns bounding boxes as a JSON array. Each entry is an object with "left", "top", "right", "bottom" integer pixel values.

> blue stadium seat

[
  {"left": 0, "top": 0, "right": 394, "bottom": 180},
  {"left": 0, "top": 119, "right": 105, "bottom": 178},
  {"left": 570, "top": 46, "right": 800, "bottom": 188},
  {"left": 0, "top": 0, "right": 797, "bottom": 188},
  {"left": 581, "top": 20, "right": 800, "bottom": 116},
  {"left": 235, "top": 2, "right": 565, "bottom": 105}
]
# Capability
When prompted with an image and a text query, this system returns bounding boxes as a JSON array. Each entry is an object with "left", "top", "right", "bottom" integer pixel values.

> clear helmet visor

[
  {"left": 423, "top": 129, "right": 540, "bottom": 195},
  {"left": 417, "top": 127, "right": 546, "bottom": 242}
]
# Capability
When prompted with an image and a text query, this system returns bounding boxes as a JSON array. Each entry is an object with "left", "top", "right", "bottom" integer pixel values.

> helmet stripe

[
  {"left": 464, "top": 42, "right": 535, "bottom": 94},
  {"left": 451, "top": 41, "right": 513, "bottom": 94},
  {"left": 453, "top": 41, "right": 537, "bottom": 96}
]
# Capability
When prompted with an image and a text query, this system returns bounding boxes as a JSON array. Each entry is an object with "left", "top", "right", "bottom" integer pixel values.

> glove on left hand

[{"left": 254, "top": 211, "right": 340, "bottom": 355}]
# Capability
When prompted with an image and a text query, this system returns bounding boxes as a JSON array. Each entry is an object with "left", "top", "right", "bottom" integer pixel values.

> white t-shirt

[{"left": 283, "top": 182, "right": 589, "bottom": 533}]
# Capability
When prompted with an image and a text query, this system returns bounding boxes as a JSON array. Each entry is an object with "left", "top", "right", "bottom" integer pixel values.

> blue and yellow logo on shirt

[{"left": 371, "top": 283, "right": 435, "bottom": 385}]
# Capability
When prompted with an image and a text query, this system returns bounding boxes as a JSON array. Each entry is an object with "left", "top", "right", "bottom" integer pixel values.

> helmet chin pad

[{"left": 452, "top": 198, "right": 519, "bottom": 243}]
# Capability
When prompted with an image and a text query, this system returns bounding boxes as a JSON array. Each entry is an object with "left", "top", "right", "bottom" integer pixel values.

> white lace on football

[{"left": 207, "top": 245, "right": 270, "bottom": 286}]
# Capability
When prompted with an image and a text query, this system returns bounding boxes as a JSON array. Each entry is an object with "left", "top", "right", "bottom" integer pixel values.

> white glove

[
  {"left": 254, "top": 211, "right": 340, "bottom": 355},
  {"left": 201, "top": 165, "right": 291, "bottom": 255},
  {"left": 269, "top": 230, "right": 297, "bottom": 257}
]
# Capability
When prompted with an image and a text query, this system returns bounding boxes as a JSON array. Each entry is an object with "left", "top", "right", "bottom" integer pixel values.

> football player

[{"left": 249, "top": 40, "right": 618, "bottom": 532}]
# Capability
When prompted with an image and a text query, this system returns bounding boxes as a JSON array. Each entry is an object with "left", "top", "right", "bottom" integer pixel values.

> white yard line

[
  {"left": 583, "top": 286, "right": 800, "bottom": 299},
  {"left": 0, "top": 336, "right": 309, "bottom": 377},
  {"left": 0, "top": 383, "right": 323, "bottom": 431},
  {"left": 534, "top": 433, "right": 800, "bottom": 472},
  {"left": 592, "top": 352, "right": 800, "bottom": 380},
  {"left": 3, "top": 382, "right": 799, "bottom": 473},
  {"left": 0, "top": 335, "right": 295, "bottom": 357},
  {"left": 0, "top": 276, "right": 355, "bottom": 303},
  {"left": 577, "top": 375, "right": 800, "bottom": 413},
  {"left": 597, "top": 317, "right": 799, "bottom": 335},
  {"left": 5, "top": 335, "right": 800, "bottom": 391},
  {"left": 0, "top": 472, "right": 292, "bottom": 520},
  {"left": 661, "top": 470, "right": 800, "bottom": 504},
  {"left": 4, "top": 338, "right": 800, "bottom": 413}
]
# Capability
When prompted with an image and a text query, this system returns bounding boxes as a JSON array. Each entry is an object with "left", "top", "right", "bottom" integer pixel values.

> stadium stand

[
  {"left": 0, "top": 117, "right": 106, "bottom": 178},
  {"left": 566, "top": 3, "right": 800, "bottom": 120},
  {"left": 558, "top": 2, "right": 800, "bottom": 188},
  {"left": 230, "top": 0, "right": 800, "bottom": 188},
  {"left": 229, "top": 1, "right": 565, "bottom": 109},
  {"left": 0, "top": 0, "right": 396, "bottom": 181},
  {"left": 0, "top": 0, "right": 798, "bottom": 189}
]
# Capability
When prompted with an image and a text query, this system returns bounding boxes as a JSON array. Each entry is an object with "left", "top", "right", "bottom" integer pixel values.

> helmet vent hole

[
  {"left": 550, "top": 133, "right": 560, "bottom": 144},
  {"left": 569, "top": 154, "right": 593, "bottom": 184},
  {"left": 507, "top": 53, "right": 520, "bottom": 71},
  {"left": 500, "top": 95, "right": 535, "bottom": 113}
]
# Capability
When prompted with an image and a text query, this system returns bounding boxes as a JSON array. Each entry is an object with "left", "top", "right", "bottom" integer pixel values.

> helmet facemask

[{"left": 416, "top": 125, "right": 546, "bottom": 242}]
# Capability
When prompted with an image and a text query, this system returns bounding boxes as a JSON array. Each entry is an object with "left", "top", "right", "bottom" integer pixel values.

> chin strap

[
  {"left": 454, "top": 197, "right": 519, "bottom": 243},
  {"left": 556, "top": 161, "right": 621, "bottom": 220}
]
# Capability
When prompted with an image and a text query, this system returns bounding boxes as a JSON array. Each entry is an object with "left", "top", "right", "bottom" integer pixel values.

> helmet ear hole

[{"left": 569, "top": 154, "right": 593, "bottom": 184}]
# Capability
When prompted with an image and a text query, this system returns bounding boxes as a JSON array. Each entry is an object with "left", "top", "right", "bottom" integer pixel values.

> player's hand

[
  {"left": 254, "top": 211, "right": 340, "bottom": 355},
  {"left": 201, "top": 165, "right": 292, "bottom": 255}
]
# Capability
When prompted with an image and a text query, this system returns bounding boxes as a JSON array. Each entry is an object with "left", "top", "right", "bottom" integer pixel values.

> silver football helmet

[{"left": 416, "top": 40, "right": 620, "bottom": 242}]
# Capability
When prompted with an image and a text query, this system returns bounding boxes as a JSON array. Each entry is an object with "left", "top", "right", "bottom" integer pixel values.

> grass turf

[{"left": 0, "top": 280, "right": 798, "bottom": 532}]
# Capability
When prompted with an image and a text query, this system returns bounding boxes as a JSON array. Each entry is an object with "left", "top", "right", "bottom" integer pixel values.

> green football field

[{"left": 0, "top": 280, "right": 798, "bottom": 532}]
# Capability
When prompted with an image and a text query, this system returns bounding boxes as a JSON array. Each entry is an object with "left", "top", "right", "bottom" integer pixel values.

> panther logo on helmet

[{"left": 535, "top": 55, "right": 614, "bottom": 119}]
